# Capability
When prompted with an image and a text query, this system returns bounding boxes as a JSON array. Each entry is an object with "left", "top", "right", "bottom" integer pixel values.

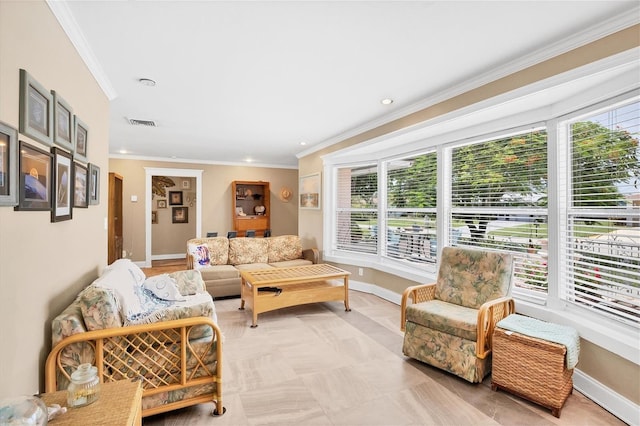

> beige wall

[
  {"left": 298, "top": 26, "right": 640, "bottom": 405},
  {"left": 109, "top": 158, "right": 299, "bottom": 262},
  {"left": 0, "top": 1, "right": 109, "bottom": 396}
]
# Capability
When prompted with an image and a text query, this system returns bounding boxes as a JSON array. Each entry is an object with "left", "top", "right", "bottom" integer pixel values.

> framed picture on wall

[
  {"left": 19, "top": 69, "right": 54, "bottom": 146},
  {"left": 169, "top": 191, "right": 183, "bottom": 205},
  {"left": 88, "top": 163, "right": 100, "bottom": 205},
  {"left": 299, "top": 172, "right": 321, "bottom": 210},
  {"left": 73, "top": 162, "right": 88, "bottom": 208},
  {"left": 52, "top": 90, "right": 74, "bottom": 152},
  {"left": 172, "top": 206, "right": 188, "bottom": 223},
  {"left": 74, "top": 116, "right": 89, "bottom": 163},
  {"left": 157, "top": 199, "right": 167, "bottom": 209},
  {"left": 51, "top": 147, "right": 73, "bottom": 222},
  {"left": 15, "top": 141, "right": 52, "bottom": 211},
  {"left": 0, "top": 121, "right": 18, "bottom": 207},
  {"left": 151, "top": 210, "right": 158, "bottom": 224}
]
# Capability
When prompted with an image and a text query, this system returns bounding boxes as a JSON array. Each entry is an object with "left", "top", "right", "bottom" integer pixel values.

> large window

[
  {"left": 564, "top": 100, "right": 640, "bottom": 326},
  {"left": 385, "top": 152, "right": 437, "bottom": 263},
  {"left": 334, "top": 165, "right": 378, "bottom": 254},
  {"left": 451, "top": 129, "right": 549, "bottom": 293}
]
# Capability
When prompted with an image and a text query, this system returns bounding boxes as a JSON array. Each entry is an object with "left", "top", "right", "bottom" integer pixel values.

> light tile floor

[{"left": 143, "top": 290, "right": 624, "bottom": 426}]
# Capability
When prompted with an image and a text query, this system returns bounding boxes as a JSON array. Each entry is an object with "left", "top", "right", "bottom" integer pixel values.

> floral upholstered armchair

[{"left": 401, "top": 246, "right": 515, "bottom": 383}]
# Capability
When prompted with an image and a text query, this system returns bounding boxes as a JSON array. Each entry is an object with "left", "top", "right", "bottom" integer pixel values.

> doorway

[{"left": 144, "top": 167, "right": 203, "bottom": 267}]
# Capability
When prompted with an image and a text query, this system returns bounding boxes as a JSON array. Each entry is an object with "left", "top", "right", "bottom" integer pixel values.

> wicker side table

[
  {"left": 491, "top": 327, "right": 573, "bottom": 417},
  {"left": 40, "top": 380, "right": 142, "bottom": 425}
]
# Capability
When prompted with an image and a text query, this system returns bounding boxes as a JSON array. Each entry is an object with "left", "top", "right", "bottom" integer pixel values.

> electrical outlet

[
  {"left": 122, "top": 250, "right": 127, "bottom": 258},
  {"left": 358, "top": 267, "right": 364, "bottom": 276}
]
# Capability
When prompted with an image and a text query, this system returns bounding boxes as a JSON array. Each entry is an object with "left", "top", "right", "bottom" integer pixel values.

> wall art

[
  {"left": 172, "top": 206, "right": 188, "bottom": 223},
  {"left": 19, "top": 69, "right": 53, "bottom": 146},
  {"left": 52, "top": 91, "right": 74, "bottom": 152},
  {"left": 169, "top": 191, "right": 183, "bottom": 205},
  {"left": 88, "top": 163, "right": 100, "bottom": 205},
  {"left": 0, "top": 121, "right": 18, "bottom": 206},
  {"left": 74, "top": 116, "right": 89, "bottom": 163},
  {"left": 16, "top": 140, "right": 52, "bottom": 211},
  {"left": 51, "top": 147, "right": 73, "bottom": 222},
  {"left": 73, "top": 162, "right": 88, "bottom": 208},
  {"left": 299, "top": 172, "right": 321, "bottom": 210}
]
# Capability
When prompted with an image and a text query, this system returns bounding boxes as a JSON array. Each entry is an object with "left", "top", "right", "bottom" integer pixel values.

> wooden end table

[
  {"left": 239, "top": 263, "right": 351, "bottom": 327},
  {"left": 40, "top": 380, "right": 142, "bottom": 425}
]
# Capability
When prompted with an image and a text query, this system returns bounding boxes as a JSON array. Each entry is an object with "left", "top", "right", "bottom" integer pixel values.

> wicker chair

[{"left": 401, "top": 246, "right": 515, "bottom": 383}]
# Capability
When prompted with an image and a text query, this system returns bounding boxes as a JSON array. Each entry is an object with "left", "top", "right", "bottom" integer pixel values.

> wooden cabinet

[
  {"left": 108, "top": 172, "right": 123, "bottom": 264},
  {"left": 231, "top": 180, "right": 270, "bottom": 236}
]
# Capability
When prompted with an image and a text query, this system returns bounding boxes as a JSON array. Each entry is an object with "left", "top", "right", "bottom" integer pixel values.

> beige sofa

[{"left": 187, "top": 235, "right": 319, "bottom": 298}]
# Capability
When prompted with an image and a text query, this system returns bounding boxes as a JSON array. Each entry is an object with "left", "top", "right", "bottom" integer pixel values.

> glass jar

[{"left": 67, "top": 363, "right": 100, "bottom": 408}]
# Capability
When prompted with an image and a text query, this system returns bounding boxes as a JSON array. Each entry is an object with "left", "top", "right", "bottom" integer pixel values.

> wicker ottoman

[{"left": 491, "top": 327, "right": 574, "bottom": 417}]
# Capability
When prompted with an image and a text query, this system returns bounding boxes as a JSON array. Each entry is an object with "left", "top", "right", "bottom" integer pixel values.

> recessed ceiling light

[
  {"left": 300, "top": 141, "right": 307, "bottom": 146},
  {"left": 380, "top": 98, "right": 394, "bottom": 105},
  {"left": 139, "top": 78, "right": 156, "bottom": 87},
  {"left": 119, "top": 149, "right": 128, "bottom": 154}
]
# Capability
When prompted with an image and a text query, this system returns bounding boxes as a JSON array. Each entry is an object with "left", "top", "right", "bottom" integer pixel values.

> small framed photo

[
  {"left": 157, "top": 199, "right": 167, "bottom": 209},
  {"left": 73, "top": 162, "right": 88, "bottom": 208},
  {"left": 299, "top": 172, "right": 321, "bottom": 210},
  {"left": 51, "top": 147, "right": 73, "bottom": 222},
  {"left": 15, "top": 140, "right": 52, "bottom": 211},
  {"left": 182, "top": 179, "right": 190, "bottom": 189},
  {"left": 19, "top": 69, "right": 54, "bottom": 146},
  {"left": 0, "top": 121, "right": 19, "bottom": 207},
  {"left": 169, "top": 191, "right": 183, "bottom": 205},
  {"left": 88, "top": 163, "right": 100, "bottom": 205},
  {"left": 172, "top": 206, "right": 188, "bottom": 223},
  {"left": 52, "top": 91, "right": 74, "bottom": 152},
  {"left": 151, "top": 210, "right": 158, "bottom": 224},
  {"left": 74, "top": 116, "right": 89, "bottom": 163}
]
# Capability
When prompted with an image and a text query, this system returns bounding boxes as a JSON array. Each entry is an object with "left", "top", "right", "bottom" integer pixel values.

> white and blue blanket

[{"left": 497, "top": 314, "right": 580, "bottom": 369}]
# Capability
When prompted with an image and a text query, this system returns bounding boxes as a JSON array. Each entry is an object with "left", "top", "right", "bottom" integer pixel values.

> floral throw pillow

[{"left": 188, "top": 243, "right": 211, "bottom": 269}]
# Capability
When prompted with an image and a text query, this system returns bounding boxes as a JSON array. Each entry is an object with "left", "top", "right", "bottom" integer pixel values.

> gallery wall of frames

[{"left": 0, "top": 69, "right": 100, "bottom": 222}]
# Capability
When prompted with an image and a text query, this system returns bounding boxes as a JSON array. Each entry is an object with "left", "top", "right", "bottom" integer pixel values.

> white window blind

[
  {"left": 450, "top": 129, "right": 549, "bottom": 293},
  {"left": 564, "top": 100, "right": 640, "bottom": 326},
  {"left": 335, "top": 165, "right": 378, "bottom": 253},
  {"left": 384, "top": 152, "right": 437, "bottom": 264}
]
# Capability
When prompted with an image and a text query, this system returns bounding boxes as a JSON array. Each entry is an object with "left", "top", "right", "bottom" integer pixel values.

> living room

[{"left": 0, "top": 1, "right": 638, "bottom": 425}]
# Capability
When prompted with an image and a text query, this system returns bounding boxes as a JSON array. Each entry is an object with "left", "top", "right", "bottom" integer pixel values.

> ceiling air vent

[{"left": 128, "top": 118, "right": 157, "bottom": 127}]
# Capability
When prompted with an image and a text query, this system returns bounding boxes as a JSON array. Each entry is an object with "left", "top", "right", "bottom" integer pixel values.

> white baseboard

[
  {"left": 151, "top": 253, "right": 185, "bottom": 261},
  {"left": 350, "top": 279, "right": 402, "bottom": 305},
  {"left": 573, "top": 369, "right": 639, "bottom": 425},
  {"left": 349, "top": 279, "right": 639, "bottom": 425}
]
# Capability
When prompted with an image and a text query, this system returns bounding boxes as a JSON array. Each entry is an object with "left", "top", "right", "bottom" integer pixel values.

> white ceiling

[{"left": 50, "top": 1, "right": 639, "bottom": 168}]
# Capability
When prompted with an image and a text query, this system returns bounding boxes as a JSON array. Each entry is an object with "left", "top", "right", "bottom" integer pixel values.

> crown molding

[
  {"left": 297, "top": 6, "right": 640, "bottom": 160},
  {"left": 46, "top": 0, "right": 118, "bottom": 100},
  {"left": 110, "top": 153, "right": 298, "bottom": 170}
]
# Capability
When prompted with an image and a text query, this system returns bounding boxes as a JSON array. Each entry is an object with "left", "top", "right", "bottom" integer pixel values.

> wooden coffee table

[{"left": 239, "top": 264, "right": 351, "bottom": 327}]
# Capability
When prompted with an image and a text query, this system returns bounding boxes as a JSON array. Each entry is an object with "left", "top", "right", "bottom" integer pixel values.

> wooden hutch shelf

[{"left": 231, "top": 180, "right": 270, "bottom": 236}]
